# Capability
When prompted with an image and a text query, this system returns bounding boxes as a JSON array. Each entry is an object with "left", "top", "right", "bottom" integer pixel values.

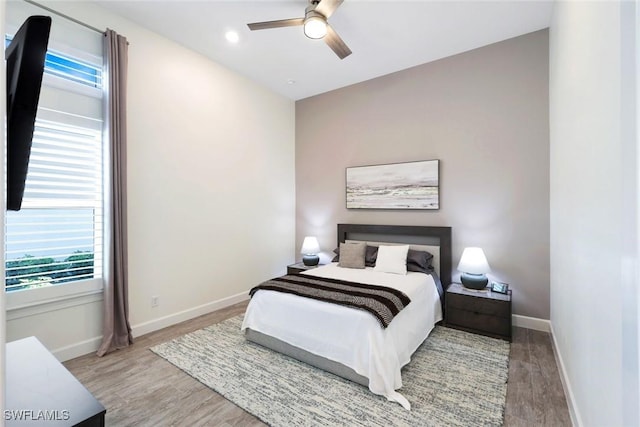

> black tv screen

[{"left": 5, "top": 15, "right": 51, "bottom": 211}]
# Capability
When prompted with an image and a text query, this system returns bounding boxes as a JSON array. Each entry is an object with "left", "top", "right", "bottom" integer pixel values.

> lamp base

[
  {"left": 460, "top": 272, "right": 488, "bottom": 290},
  {"left": 302, "top": 254, "right": 319, "bottom": 266}
]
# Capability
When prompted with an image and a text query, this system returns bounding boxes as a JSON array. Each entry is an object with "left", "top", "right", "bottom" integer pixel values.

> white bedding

[{"left": 241, "top": 263, "right": 443, "bottom": 410}]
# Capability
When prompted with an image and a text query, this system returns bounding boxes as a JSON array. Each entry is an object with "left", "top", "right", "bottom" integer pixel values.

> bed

[{"left": 241, "top": 224, "right": 452, "bottom": 410}]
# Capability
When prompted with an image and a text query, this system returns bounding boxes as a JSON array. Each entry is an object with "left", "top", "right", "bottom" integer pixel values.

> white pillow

[{"left": 374, "top": 245, "right": 409, "bottom": 275}]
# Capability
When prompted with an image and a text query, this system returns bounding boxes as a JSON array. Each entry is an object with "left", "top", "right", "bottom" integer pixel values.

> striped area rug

[{"left": 151, "top": 315, "right": 509, "bottom": 426}]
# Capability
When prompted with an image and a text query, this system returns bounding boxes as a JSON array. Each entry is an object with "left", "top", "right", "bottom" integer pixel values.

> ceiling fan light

[{"left": 303, "top": 16, "right": 327, "bottom": 39}]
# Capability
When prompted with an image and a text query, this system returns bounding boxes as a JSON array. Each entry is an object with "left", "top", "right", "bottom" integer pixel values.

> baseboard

[
  {"left": 50, "top": 291, "right": 249, "bottom": 362},
  {"left": 550, "top": 323, "right": 583, "bottom": 427},
  {"left": 131, "top": 291, "right": 250, "bottom": 338},
  {"left": 51, "top": 301, "right": 547, "bottom": 362},
  {"left": 52, "top": 335, "right": 103, "bottom": 362},
  {"left": 512, "top": 314, "right": 550, "bottom": 332}
]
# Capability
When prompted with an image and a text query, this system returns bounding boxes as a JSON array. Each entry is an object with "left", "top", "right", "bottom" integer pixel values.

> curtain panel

[{"left": 97, "top": 29, "right": 132, "bottom": 357}]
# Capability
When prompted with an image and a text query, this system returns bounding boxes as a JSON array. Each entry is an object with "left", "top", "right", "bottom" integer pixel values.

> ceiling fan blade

[
  {"left": 314, "top": 0, "right": 344, "bottom": 19},
  {"left": 324, "top": 24, "right": 351, "bottom": 59},
  {"left": 247, "top": 18, "right": 304, "bottom": 31}
]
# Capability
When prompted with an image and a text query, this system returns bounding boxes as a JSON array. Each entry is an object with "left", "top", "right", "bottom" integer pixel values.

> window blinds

[{"left": 5, "top": 116, "right": 103, "bottom": 292}]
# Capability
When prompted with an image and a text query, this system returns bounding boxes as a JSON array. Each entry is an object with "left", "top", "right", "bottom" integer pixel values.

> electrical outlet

[{"left": 151, "top": 296, "right": 159, "bottom": 307}]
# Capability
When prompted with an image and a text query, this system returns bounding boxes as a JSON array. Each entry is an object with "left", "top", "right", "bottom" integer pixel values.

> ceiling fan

[{"left": 247, "top": 0, "right": 352, "bottom": 60}]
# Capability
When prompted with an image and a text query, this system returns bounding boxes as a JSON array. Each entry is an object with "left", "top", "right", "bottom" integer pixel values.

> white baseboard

[
  {"left": 550, "top": 323, "right": 583, "bottom": 427},
  {"left": 51, "top": 301, "right": 549, "bottom": 362},
  {"left": 51, "top": 291, "right": 249, "bottom": 362},
  {"left": 131, "top": 291, "right": 249, "bottom": 338},
  {"left": 512, "top": 314, "right": 551, "bottom": 332},
  {"left": 52, "top": 335, "right": 103, "bottom": 362}
]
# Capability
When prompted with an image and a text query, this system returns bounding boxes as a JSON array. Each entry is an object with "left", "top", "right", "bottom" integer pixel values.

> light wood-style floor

[
  {"left": 504, "top": 327, "right": 572, "bottom": 426},
  {"left": 64, "top": 301, "right": 571, "bottom": 426}
]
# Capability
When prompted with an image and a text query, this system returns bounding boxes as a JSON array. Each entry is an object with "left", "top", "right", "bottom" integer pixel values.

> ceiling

[{"left": 94, "top": 0, "right": 554, "bottom": 100}]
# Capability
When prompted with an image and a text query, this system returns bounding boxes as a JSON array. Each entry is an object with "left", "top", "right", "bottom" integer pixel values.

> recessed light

[
  {"left": 225, "top": 31, "right": 240, "bottom": 44},
  {"left": 287, "top": 79, "right": 296, "bottom": 85}
]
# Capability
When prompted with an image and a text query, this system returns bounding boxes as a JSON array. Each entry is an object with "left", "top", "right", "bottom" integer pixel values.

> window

[
  {"left": 5, "top": 36, "right": 102, "bottom": 88},
  {"left": 4, "top": 40, "right": 104, "bottom": 295},
  {"left": 45, "top": 51, "right": 102, "bottom": 88},
  {"left": 5, "top": 117, "right": 103, "bottom": 292}
]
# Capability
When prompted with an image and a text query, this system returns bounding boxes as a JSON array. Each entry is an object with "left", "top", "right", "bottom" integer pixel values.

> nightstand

[
  {"left": 445, "top": 283, "right": 512, "bottom": 341},
  {"left": 287, "top": 262, "right": 322, "bottom": 275}
]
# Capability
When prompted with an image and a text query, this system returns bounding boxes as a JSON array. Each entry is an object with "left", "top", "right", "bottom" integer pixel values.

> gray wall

[{"left": 296, "top": 30, "right": 549, "bottom": 319}]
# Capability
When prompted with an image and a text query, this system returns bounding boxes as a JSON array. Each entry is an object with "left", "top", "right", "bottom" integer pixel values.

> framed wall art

[{"left": 346, "top": 159, "right": 439, "bottom": 210}]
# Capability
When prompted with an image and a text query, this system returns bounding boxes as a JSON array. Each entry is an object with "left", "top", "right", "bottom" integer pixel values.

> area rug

[{"left": 150, "top": 316, "right": 510, "bottom": 426}]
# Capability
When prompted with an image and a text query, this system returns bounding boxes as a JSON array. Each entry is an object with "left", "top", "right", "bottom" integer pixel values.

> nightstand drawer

[
  {"left": 445, "top": 283, "right": 512, "bottom": 341},
  {"left": 447, "top": 307, "right": 511, "bottom": 337},
  {"left": 447, "top": 292, "right": 510, "bottom": 318}
]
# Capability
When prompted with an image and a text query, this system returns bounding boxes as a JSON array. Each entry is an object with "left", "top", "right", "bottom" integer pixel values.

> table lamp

[
  {"left": 301, "top": 236, "right": 320, "bottom": 266},
  {"left": 457, "top": 247, "right": 490, "bottom": 290}
]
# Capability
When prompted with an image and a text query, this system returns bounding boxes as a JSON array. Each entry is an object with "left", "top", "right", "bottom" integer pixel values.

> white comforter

[{"left": 241, "top": 263, "right": 443, "bottom": 410}]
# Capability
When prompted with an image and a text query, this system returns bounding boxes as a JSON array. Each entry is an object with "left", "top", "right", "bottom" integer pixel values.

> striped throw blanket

[{"left": 249, "top": 274, "right": 411, "bottom": 328}]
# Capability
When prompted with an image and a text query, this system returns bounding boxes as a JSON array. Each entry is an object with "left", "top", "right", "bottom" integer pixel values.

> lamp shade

[
  {"left": 457, "top": 247, "right": 490, "bottom": 274},
  {"left": 300, "top": 236, "right": 320, "bottom": 255}
]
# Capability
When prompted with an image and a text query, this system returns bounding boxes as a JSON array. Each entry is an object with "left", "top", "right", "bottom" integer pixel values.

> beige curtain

[{"left": 97, "top": 29, "right": 132, "bottom": 357}]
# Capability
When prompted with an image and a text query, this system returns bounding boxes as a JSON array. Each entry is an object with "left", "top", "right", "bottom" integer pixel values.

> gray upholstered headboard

[{"left": 337, "top": 224, "right": 452, "bottom": 288}]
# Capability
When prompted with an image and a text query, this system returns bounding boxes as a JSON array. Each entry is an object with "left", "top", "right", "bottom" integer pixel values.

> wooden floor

[
  {"left": 504, "top": 327, "right": 572, "bottom": 426},
  {"left": 64, "top": 301, "right": 571, "bottom": 426}
]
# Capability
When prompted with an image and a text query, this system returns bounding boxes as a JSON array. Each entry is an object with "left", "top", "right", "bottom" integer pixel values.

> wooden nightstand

[
  {"left": 287, "top": 262, "right": 322, "bottom": 274},
  {"left": 445, "top": 283, "right": 512, "bottom": 341}
]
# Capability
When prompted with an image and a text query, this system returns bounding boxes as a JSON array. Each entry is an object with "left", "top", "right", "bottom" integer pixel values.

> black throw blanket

[{"left": 249, "top": 274, "right": 411, "bottom": 328}]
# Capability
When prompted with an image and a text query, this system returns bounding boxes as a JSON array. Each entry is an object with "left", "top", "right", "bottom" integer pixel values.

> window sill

[{"left": 6, "top": 279, "right": 104, "bottom": 320}]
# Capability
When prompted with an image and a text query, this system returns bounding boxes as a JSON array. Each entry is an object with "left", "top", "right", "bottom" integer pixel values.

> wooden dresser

[{"left": 445, "top": 283, "right": 512, "bottom": 341}]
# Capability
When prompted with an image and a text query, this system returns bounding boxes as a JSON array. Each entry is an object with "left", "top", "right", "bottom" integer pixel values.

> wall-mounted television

[{"left": 5, "top": 15, "right": 51, "bottom": 211}]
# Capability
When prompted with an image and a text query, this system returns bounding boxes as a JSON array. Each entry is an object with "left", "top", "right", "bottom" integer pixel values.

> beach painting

[{"left": 346, "top": 160, "right": 439, "bottom": 209}]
